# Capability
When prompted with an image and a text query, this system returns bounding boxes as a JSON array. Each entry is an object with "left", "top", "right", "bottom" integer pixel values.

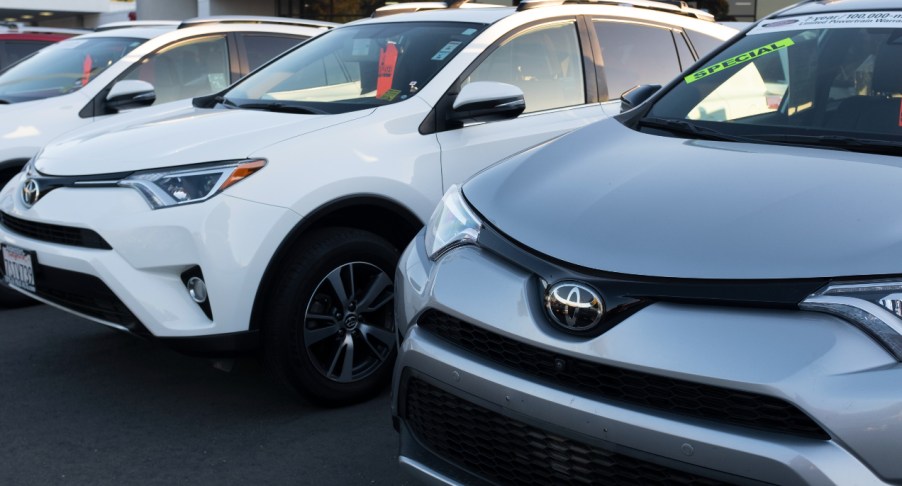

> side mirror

[
  {"left": 106, "top": 80, "right": 156, "bottom": 111},
  {"left": 450, "top": 81, "right": 525, "bottom": 124},
  {"left": 620, "top": 84, "right": 661, "bottom": 113}
]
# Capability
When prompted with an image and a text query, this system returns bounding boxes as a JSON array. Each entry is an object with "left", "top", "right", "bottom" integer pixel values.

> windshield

[
  {"left": 646, "top": 13, "right": 902, "bottom": 147},
  {"left": 0, "top": 36, "right": 145, "bottom": 103},
  {"left": 224, "top": 21, "right": 485, "bottom": 114}
]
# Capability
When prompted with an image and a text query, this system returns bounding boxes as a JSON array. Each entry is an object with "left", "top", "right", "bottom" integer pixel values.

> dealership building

[{"left": 1, "top": 0, "right": 799, "bottom": 27}]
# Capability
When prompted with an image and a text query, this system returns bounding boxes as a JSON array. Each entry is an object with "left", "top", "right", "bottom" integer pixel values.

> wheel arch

[{"left": 249, "top": 195, "right": 423, "bottom": 332}]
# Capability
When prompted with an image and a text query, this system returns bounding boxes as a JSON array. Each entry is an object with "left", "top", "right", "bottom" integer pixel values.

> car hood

[
  {"left": 464, "top": 118, "right": 902, "bottom": 279},
  {"left": 36, "top": 101, "right": 374, "bottom": 176}
]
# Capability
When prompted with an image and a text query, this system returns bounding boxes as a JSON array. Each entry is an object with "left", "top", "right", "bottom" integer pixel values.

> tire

[{"left": 262, "top": 227, "right": 400, "bottom": 406}]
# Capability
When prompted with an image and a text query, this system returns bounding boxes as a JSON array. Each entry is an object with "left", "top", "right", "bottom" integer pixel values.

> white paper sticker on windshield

[
  {"left": 56, "top": 39, "right": 87, "bottom": 49},
  {"left": 431, "top": 41, "right": 462, "bottom": 61},
  {"left": 351, "top": 39, "right": 371, "bottom": 56},
  {"left": 461, "top": 28, "right": 477, "bottom": 36},
  {"left": 749, "top": 11, "right": 902, "bottom": 35}
]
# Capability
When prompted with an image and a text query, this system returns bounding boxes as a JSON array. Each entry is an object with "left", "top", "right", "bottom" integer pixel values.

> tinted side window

[
  {"left": 2, "top": 41, "right": 52, "bottom": 66},
  {"left": 674, "top": 32, "right": 695, "bottom": 71},
  {"left": 594, "top": 21, "right": 681, "bottom": 100},
  {"left": 241, "top": 34, "right": 306, "bottom": 72},
  {"left": 465, "top": 20, "right": 584, "bottom": 114},
  {"left": 685, "top": 29, "right": 725, "bottom": 58},
  {"left": 121, "top": 35, "right": 229, "bottom": 105}
]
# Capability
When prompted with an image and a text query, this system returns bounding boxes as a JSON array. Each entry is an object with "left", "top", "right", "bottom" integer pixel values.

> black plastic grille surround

[
  {"left": 403, "top": 377, "right": 732, "bottom": 486},
  {"left": 1, "top": 263, "right": 144, "bottom": 333},
  {"left": 418, "top": 310, "right": 829, "bottom": 440},
  {"left": 0, "top": 211, "right": 111, "bottom": 249}
]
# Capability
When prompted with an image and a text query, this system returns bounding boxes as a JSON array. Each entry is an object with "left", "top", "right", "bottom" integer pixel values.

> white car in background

[
  {"left": 0, "top": 18, "right": 334, "bottom": 198},
  {"left": 0, "top": 0, "right": 735, "bottom": 404},
  {"left": 0, "top": 16, "right": 335, "bottom": 305}
]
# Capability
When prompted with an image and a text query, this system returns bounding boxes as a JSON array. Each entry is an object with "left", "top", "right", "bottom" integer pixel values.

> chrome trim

[
  {"left": 398, "top": 456, "right": 466, "bottom": 486},
  {"left": 801, "top": 294, "right": 902, "bottom": 361}
]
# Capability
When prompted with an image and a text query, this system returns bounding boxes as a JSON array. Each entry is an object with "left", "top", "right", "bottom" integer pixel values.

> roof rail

[
  {"left": 517, "top": 0, "right": 714, "bottom": 21},
  {"left": 179, "top": 15, "right": 338, "bottom": 30},
  {"left": 94, "top": 20, "right": 181, "bottom": 32},
  {"left": 0, "top": 23, "right": 87, "bottom": 35},
  {"left": 372, "top": 0, "right": 504, "bottom": 17}
]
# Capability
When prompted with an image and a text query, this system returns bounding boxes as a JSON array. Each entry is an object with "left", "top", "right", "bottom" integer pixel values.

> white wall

[
  {"left": 137, "top": 0, "right": 276, "bottom": 20},
  {"left": 210, "top": 0, "right": 275, "bottom": 16},
  {"left": 136, "top": 0, "right": 198, "bottom": 20},
  {"left": 756, "top": 0, "right": 794, "bottom": 19}
]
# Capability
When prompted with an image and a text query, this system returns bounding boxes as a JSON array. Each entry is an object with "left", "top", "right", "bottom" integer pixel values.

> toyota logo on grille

[
  {"left": 544, "top": 281, "right": 604, "bottom": 332},
  {"left": 21, "top": 178, "right": 40, "bottom": 208}
]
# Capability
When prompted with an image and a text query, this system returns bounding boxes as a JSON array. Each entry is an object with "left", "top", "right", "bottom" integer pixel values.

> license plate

[{"left": 2, "top": 244, "right": 36, "bottom": 293}]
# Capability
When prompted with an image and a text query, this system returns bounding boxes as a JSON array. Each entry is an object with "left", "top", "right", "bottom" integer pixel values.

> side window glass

[
  {"left": 594, "top": 21, "right": 681, "bottom": 100},
  {"left": 241, "top": 34, "right": 306, "bottom": 72},
  {"left": 674, "top": 32, "right": 695, "bottom": 71},
  {"left": 685, "top": 29, "right": 725, "bottom": 58},
  {"left": 464, "top": 21, "right": 584, "bottom": 114},
  {"left": 121, "top": 35, "right": 229, "bottom": 105},
  {"left": 4, "top": 41, "right": 52, "bottom": 66}
]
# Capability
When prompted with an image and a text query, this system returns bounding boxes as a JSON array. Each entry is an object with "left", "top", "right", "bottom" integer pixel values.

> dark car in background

[{"left": 0, "top": 24, "right": 86, "bottom": 70}]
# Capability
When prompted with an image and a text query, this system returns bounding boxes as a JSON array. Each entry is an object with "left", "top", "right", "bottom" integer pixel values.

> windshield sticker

[
  {"left": 351, "top": 39, "right": 371, "bottom": 56},
  {"left": 749, "top": 12, "right": 902, "bottom": 35},
  {"left": 56, "top": 40, "right": 87, "bottom": 49},
  {"left": 461, "top": 28, "right": 477, "bottom": 36},
  {"left": 431, "top": 41, "right": 462, "bottom": 61},
  {"left": 379, "top": 89, "right": 401, "bottom": 102},
  {"left": 685, "top": 37, "right": 794, "bottom": 84}
]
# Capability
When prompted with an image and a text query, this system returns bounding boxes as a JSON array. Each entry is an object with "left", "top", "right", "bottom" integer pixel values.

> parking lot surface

[{"left": 0, "top": 304, "right": 404, "bottom": 485}]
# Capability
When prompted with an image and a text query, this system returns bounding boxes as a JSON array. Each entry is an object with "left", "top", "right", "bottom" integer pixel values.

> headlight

[
  {"left": 20, "top": 153, "right": 39, "bottom": 175},
  {"left": 801, "top": 280, "right": 902, "bottom": 360},
  {"left": 424, "top": 185, "right": 482, "bottom": 260},
  {"left": 119, "top": 159, "right": 265, "bottom": 209}
]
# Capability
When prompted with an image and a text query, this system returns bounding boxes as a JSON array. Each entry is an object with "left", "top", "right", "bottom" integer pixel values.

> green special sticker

[
  {"left": 685, "top": 37, "right": 795, "bottom": 84},
  {"left": 379, "top": 89, "right": 401, "bottom": 101}
]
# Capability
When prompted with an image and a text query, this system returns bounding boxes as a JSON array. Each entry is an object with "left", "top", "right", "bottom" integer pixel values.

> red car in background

[{"left": 0, "top": 24, "right": 86, "bottom": 70}]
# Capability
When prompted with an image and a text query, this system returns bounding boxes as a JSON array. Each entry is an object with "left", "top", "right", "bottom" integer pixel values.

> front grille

[
  {"left": 418, "top": 310, "right": 829, "bottom": 440},
  {"left": 404, "top": 378, "right": 731, "bottom": 485},
  {"left": 0, "top": 211, "right": 111, "bottom": 249},
  {"left": 1, "top": 263, "right": 145, "bottom": 333}
]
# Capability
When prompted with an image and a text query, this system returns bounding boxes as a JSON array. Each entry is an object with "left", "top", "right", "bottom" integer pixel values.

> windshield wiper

[
  {"left": 214, "top": 95, "right": 239, "bottom": 109},
  {"left": 745, "top": 134, "right": 902, "bottom": 156},
  {"left": 638, "top": 117, "right": 753, "bottom": 143},
  {"left": 234, "top": 101, "right": 325, "bottom": 115}
]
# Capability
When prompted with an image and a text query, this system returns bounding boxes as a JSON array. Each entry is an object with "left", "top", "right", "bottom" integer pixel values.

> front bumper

[
  {"left": 391, "top": 234, "right": 902, "bottom": 485},
  {"left": 0, "top": 171, "right": 301, "bottom": 347}
]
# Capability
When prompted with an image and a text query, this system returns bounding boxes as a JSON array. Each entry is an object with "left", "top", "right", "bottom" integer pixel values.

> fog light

[{"left": 187, "top": 276, "right": 208, "bottom": 303}]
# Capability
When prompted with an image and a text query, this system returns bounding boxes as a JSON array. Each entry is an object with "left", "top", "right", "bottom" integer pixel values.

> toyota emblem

[
  {"left": 21, "top": 178, "right": 40, "bottom": 207},
  {"left": 544, "top": 281, "right": 604, "bottom": 332}
]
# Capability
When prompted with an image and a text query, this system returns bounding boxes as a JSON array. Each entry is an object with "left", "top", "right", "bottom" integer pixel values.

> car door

[
  {"left": 589, "top": 19, "right": 694, "bottom": 116},
  {"left": 234, "top": 32, "right": 309, "bottom": 75},
  {"left": 435, "top": 18, "right": 604, "bottom": 191},
  {"left": 117, "top": 34, "right": 231, "bottom": 106}
]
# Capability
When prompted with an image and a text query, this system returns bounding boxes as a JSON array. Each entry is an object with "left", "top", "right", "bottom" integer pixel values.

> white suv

[
  {"left": 0, "top": 17, "right": 334, "bottom": 214},
  {"left": 0, "top": 0, "right": 735, "bottom": 405}
]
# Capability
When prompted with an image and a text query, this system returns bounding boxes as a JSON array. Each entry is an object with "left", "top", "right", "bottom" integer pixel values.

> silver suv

[{"left": 392, "top": 0, "right": 902, "bottom": 483}]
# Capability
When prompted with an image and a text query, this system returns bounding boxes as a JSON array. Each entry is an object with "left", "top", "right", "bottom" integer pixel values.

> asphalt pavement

[{"left": 0, "top": 303, "right": 406, "bottom": 485}]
